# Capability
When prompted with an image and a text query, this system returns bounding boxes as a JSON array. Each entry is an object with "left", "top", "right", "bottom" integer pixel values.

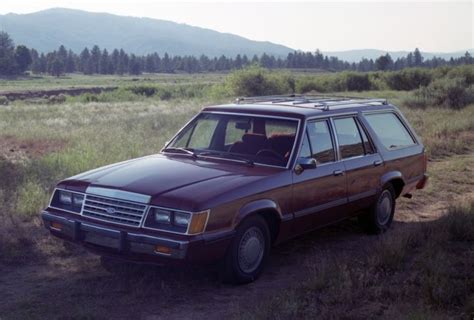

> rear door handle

[
  {"left": 373, "top": 160, "right": 383, "bottom": 167},
  {"left": 333, "top": 170, "right": 344, "bottom": 176}
]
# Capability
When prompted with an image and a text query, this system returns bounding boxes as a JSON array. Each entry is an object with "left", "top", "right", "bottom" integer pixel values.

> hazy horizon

[{"left": 0, "top": 1, "right": 472, "bottom": 53}]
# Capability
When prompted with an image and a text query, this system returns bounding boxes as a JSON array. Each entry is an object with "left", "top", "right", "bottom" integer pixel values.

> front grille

[{"left": 82, "top": 195, "right": 147, "bottom": 227}]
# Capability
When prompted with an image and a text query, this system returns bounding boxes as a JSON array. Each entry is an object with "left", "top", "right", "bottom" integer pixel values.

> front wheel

[
  {"left": 359, "top": 184, "right": 396, "bottom": 234},
  {"left": 221, "top": 216, "right": 271, "bottom": 284}
]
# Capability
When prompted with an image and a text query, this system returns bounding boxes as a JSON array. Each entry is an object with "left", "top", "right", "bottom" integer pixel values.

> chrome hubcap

[
  {"left": 238, "top": 226, "right": 264, "bottom": 273},
  {"left": 377, "top": 190, "right": 392, "bottom": 225}
]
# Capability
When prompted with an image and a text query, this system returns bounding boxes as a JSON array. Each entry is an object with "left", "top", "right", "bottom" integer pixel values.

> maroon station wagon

[{"left": 42, "top": 95, "right": 428, "bottom": 283}]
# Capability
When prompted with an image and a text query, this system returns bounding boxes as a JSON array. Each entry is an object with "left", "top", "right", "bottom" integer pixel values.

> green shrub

[
  {"left": 385, "top": 68, "right": 433, "bottom": 91},
  {"left": 226, "top": 66, "right": 294, "bottom": 96},
  {"left": 405, "top": 77, "right": 474, "bottom": 109},
  {"left": 446, "top": 65, "right": 474, "bottom": 85},
  {"left": 0, "top": 95, "right": 9, "bottom": 105},
  {"left": 128, "top": 85, "right": 157, "bottom": 97},
  {"left": 343, "top": 72, "right": 372, "bottom": 91}
]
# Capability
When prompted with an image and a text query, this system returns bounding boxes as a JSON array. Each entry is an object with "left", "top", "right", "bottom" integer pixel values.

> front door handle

[
  {"left": 373, "top": 160, "right": 383, "bottom": 167},
  {"left": 333, "top": 170, "right": 344, "bottom": 176}
]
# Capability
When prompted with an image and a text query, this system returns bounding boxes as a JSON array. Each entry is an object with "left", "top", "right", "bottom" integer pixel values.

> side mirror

[{"left": 294, "top": 158, "right": 317, "bottom": 174}]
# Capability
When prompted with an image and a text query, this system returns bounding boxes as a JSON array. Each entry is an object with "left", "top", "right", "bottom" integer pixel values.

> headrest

[
  {"left": 269, "top": 133, "right": 295, "bottom": 143},
  {"left": 242, "top": 133, "right": 267, "bottom": 144}
]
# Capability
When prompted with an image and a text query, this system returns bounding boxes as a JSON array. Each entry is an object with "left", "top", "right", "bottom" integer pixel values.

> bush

[
  {"left": 343, "top": 72, "right": 372, "bottom": 91},
  {"left": 128, "top": 85, "right": 157, "bottom": 97},
  {"left": 405, "top": 77, "right": 474, "bottom": 109},
  {"left": 48, "top": 93, "right": 67, "bottom": 104},
  {"left": 385, "top": 68, "right": 433, "bottom": 91},
  {"left": 0, "top": 95, "right": 9, "bottom": 105},
  {"left": 226, "top": 66, "right": 294, "bottom": 96},
  {"left": 446, "top": 65, "right": 474, "bottom": 85}
]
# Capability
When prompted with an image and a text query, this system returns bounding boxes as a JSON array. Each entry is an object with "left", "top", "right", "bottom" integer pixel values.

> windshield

[{"left": 167, "top": 113, "right": 299, "bottom": 167}]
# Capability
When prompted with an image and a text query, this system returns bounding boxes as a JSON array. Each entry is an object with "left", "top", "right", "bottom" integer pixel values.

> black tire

[
  {"left": 359, "top": 184, "right": 396, "bottom": 234},
  {"left": 220, "top": 215, "right": 271, "bottom": 284},
  {"left": 100, "top": 255, "right": 135, "bottom": 274}
]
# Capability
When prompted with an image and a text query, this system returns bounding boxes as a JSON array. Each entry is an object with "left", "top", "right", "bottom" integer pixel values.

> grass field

[
  {"left": 0, "top": 73, "right": 226, "bottom": 92},
  {"left": 0, "top": 70, "right": 473, "bottom": 319}
]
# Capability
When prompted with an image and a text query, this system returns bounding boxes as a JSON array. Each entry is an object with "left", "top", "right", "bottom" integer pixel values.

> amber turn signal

[
  {"left": 155, "top": 245, "right": 172, "bottom": 255},
  {"left": 51, "top": 222, "right": 62, "bottom": 231},
  {"left": 188, "top": 210, "right": 210, "bottom": 234}
]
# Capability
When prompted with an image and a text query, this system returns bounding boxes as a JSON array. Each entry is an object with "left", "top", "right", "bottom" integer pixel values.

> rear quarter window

[{"left": 365, "top": 113, "right": 416, "bottom": 150}]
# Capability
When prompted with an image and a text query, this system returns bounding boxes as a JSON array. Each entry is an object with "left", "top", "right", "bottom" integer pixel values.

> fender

[
  {"left": 380, "top": 171, "right": 405, "bottom": 188},
  {"left": 235, "top": 199, "right": 282, "bottom": 226}
]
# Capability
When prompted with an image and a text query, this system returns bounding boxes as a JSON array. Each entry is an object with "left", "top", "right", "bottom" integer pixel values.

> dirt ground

[
  {"left": 0, "top": 135, "right": 67, "bottom": 163},
  {"left": 0, "top": 153, "right": 472, "bottom": 320}
]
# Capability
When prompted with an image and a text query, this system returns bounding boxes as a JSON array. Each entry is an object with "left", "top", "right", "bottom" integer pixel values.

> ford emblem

[{"left": 106, "top": 207, "right": 116, "bottom": 214}]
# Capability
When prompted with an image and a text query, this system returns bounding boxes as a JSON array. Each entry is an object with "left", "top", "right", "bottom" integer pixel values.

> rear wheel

[
  {"left": 359, "top": 184, "right": 396, "bottom": 234},
  {"left": 221, "top": 215, "right": 271, "bottom": 284}
]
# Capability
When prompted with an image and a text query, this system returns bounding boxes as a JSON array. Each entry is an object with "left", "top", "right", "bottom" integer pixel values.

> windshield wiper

[
  {"left": 162, "top": 147, "right": 197, "bottom": 158},
  {"left": 199, "top": 151, "right": 254, "bottom": 166}
]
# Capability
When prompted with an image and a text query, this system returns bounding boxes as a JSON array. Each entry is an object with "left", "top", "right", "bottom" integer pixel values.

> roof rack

[{"left": 235, "top": 94, "right": 388, "bottom": 110}]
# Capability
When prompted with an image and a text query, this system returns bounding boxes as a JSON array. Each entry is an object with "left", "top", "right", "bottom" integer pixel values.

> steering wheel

[{"left": 256, "top": 149, "right": 283, "bottom": 159}]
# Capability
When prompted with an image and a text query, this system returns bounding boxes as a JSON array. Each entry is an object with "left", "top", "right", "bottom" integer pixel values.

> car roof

[{"left": 202, "top": 95, "right": 396, "bottom": 119}]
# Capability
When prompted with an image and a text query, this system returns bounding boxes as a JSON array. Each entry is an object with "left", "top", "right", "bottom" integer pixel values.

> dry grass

[
  {"left": 0, "top": 73, "right": 473, "bottom": 319},
  {"left": 239, "top": 200, "right": 474, "bottom": 320}
]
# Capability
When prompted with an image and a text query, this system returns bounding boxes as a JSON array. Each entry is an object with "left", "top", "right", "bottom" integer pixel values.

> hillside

[
  {"left": 325, "top": 48, "right": 473, "bottom": 63},
  {"left": 0, "top": 8, "right": 293, "bottom": 57}
]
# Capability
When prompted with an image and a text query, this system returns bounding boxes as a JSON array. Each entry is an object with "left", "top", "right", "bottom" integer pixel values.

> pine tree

[
  {"left": 14, "top": 45, "right": 32, "bottom": 73},
  {"left": 99, "top": 49, "right": 110, "bottom": 74},
  {"left": 0, "top": 31, "right": 18, "bottom": 75},
  {"left": 413, "top": 48, "right": 423, "bottom": 67},
  {"left": 79, "top": 48, "right": 92, "bottom": 74},
  {"left": 90, "top": 45, "right": 101, "bottom": 74}
]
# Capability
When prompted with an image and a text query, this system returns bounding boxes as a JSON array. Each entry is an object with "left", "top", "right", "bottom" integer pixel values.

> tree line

[{"left": 0, "top": 31, "right": 472, "bottom": 77}]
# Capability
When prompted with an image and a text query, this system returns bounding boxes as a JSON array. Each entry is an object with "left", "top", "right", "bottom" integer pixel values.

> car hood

[{"left": 62, "top": 154, "right": 281, "bottom": 207}]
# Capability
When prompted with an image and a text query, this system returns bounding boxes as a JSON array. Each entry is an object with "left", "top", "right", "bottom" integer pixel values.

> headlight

[
  {"left": 51, "top": 189, "right": 85, "bottom": 213},
  {"left": 154, "top": 209, "right": 171, "bottom": 224},
  {"left": 59, "top": 191, "right": 72, "bottom": 205},
  {"left": 72, "top": 194, "right": 84, "bottom": 207},
  {"left": 144, "top": 207, "right": 209, "bottom": 234},
  {"left": 173, "top": 212, "right": 191, "bottom": 227}
]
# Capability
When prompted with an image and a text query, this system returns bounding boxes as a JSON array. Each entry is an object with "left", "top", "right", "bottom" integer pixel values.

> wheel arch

[
  {"left": 236, "top": 199, "right": 282, "bottom": 244},
  {"left": 380, "top": 171, "right": 405, "bottom": 198}
]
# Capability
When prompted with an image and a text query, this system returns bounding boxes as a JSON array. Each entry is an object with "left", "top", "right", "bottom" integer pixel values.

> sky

[{"left": 0, "top": 0, "right": 472, "bottom": 52}]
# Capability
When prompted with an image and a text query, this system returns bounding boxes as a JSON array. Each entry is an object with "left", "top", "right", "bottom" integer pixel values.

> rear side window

[
  {"left": 334, "top": 118, "right": 365, "bottom": 159},
  {"left": 356, "top": 121, "right": 375, "bottom": 154},
  {"left": 365, "top": 113, "right": 416, "bottom": 149}
]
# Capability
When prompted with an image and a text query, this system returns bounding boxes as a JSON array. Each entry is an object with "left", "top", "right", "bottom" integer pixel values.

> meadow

[{"left": 0, "top": 67, "right": 473, "bottom": 319}]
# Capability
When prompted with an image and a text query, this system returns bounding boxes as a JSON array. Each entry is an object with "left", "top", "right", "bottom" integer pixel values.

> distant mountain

[
  {"left": 0, "top": 8, "right": 293, "bottom": 57},
  {"left": 324, "top": 49, "right": 474, "bottom": 63},
  {"left": 0, "top": 9, "right": 471, "bottom": 62}
]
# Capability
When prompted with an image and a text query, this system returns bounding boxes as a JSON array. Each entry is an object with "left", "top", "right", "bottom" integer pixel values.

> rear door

[
  {"left": 332, "top": 116, "right": 384, "bottom": 213},
  {"left": 292, "top": 119, "right": 347, "bottom": 233}
]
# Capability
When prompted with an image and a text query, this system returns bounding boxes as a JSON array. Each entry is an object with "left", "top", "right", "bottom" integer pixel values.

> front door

[{"left": 292, "top": 119, "right": 347, "bottom": 234}]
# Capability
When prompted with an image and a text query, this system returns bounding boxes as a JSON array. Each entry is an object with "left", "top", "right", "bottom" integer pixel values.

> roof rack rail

[
  {"left": 314, "top": 98, "right": 388, "bottom": 111},
  {"left": 235, "top": 94, "right": 388, "bottom": 110},
  {"left": 235, "top": 94, "right": 303, "bottom": 104}
]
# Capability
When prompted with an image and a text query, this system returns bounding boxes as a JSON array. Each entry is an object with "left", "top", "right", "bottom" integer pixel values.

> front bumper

[{"left": 41, "top": 211, "right": 232, "bottom": 263}]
